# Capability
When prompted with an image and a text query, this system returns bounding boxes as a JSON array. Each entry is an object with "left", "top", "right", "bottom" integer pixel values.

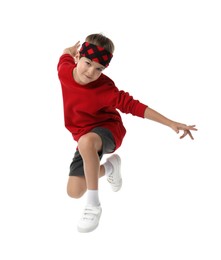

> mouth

[{"left": 84, "top": 74, "right": 92, "bottom": 79}]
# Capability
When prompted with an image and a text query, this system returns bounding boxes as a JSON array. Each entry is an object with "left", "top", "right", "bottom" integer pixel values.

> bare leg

[
  {"left": 67, "top": 132, "right": 106, "bottom": 198},
  {"left": 67, "top": 176, "right": 87, "bottom": 198},
  {"left": 67, "top": 165, "right": 105, "bottom": 198},
  {"left": 77, "top": 132, "right": 103, "bottom": 190}
]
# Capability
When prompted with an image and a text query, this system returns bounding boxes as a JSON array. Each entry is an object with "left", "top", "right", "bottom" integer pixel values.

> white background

[{"left": 0, "top": 0, "right": 220, "bottom": 259}]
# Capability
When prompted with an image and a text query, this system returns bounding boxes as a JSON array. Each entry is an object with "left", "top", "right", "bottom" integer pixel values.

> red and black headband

[{"left": 79, "top": 42, "right": 113, "bottom": 67}]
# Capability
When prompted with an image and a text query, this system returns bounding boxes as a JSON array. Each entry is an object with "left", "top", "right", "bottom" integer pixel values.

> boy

[{"left": 57, "top": 33, "right": 197, "bottom": 233}]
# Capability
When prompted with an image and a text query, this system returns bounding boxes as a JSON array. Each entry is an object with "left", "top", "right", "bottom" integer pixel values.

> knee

[
  {"left": 78, "top": 134, "right": 94, "bottom": 152},
  {"left": 67, "top": 175, "right": 87, "bottom": 199},
  {"left": 67, "top": 187, "right": 85, "bottom": 199},
  {"left": 78, "top": 133, "right": 101, "bottom": 154}
]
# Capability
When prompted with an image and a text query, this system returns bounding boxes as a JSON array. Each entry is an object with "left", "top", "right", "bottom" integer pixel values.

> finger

[
  {"left": 188, "top": 125, "right": 198, "bottom": 131},
  {"left": 180, "top": 131, "right": 187, "bottom": 139},
  {"left": 75, "top": 40, "right": 80, "bottom": 45},
  {"left": 180, "top": 130, "right": 194, "bottom": 140},
  {"left": 188, "top": 131, "right": 194, "bottom": 140},
  {"left": 75, "top": 41, "right": 81, "bottom": 48}
]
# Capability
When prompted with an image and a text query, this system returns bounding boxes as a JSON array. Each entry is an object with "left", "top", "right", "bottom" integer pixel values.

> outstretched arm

[{"left": 144, "top": 107, "right": 197, "bottom": 140}]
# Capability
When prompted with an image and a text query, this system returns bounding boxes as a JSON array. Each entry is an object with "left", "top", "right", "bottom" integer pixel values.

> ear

[{"left": 74, "top": 51, "right": 80, "bottom": 64}]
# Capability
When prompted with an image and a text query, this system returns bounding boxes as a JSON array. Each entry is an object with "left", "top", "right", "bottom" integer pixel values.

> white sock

[
  {"left": 86, "top": 190, "right": 100, "bottom": 206},
  {"left": 103, "top": 161, "right": 113, "bottom": 177}
]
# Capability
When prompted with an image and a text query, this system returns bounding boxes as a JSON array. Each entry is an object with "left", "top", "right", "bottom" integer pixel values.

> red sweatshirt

[{"left": 57, "top": 54, "right": 147, "bottom": 150}]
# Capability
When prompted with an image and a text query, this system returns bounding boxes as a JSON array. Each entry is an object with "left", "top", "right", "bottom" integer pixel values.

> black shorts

[{"left": 69, "top": 127, "right": 116, "bottom": 176}]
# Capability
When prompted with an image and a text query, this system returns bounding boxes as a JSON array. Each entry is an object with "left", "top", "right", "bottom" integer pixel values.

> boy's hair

[{"left": 85, "top": 33, "right": 115, "bottom": 54}]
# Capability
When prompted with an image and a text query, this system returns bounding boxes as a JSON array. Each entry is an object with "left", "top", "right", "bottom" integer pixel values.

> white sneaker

[
  {"left": 77, "top": 205, "right": 102, "bottom": 233},
  {"left": 106, "top": 154, "right": 122, "bottom": 192}
]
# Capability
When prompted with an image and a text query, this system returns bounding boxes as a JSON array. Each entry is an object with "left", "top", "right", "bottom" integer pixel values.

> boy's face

[{"left": 73, "top": 54, "right": 105, "bottom": 85}]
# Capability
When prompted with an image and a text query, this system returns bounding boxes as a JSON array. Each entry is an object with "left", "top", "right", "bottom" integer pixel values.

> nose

[{"left": 87, "top": 67, "right": 95, "bottom": 77}]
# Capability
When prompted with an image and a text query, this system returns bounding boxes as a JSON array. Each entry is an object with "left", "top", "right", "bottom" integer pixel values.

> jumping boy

[{"left": 57, "top": 33, "right": 197, "bottom": 233}]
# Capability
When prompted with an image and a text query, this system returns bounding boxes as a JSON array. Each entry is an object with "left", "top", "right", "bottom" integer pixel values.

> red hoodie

[{"left": 57, "top": 54, "right": 147, "bottom": 149}]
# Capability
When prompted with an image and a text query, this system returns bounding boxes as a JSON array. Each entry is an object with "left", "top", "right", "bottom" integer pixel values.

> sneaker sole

[{"left": 77, "top": 223, "right": 99, "bottom": 233}]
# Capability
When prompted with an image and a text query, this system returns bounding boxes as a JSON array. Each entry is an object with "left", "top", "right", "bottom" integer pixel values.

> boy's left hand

[{"left": 172, "top": 123, "right": 198, "bottom": 140}]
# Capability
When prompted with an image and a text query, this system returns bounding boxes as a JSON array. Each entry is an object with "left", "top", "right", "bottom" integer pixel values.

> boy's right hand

[{"left": 63, "top": 41, "right": 81, "bottom": 58}]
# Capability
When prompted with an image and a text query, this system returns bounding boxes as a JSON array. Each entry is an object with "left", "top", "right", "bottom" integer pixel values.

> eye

[
  {"left": 96, "top": 67, "right": 103, "bottom": 72},
  {"left": 85, "top": 61, "right": 91, "bottom": 66}
]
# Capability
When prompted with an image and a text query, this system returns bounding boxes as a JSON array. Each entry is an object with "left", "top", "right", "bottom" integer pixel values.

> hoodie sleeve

[
  {"left": 114, "top": 89, "right": 148, "bottom": 118},
  {"left": 57, "top": 54, "right": 75, "bottom": 85}
]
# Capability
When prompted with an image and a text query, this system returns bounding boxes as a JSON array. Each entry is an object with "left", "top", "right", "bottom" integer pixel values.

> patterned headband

[{"left": 79, "top": 42, "right": 113, "bottom": 67}]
